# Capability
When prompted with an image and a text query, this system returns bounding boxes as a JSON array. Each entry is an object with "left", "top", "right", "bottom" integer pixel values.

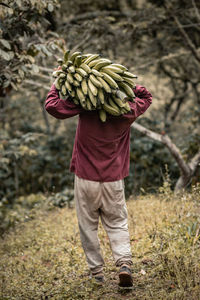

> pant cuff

[
  {"left": 115, "top": 257, "right": 133, "bottom": 267},
  {"left": 90, "top": 265, "right": 104, "bottom": 275}
]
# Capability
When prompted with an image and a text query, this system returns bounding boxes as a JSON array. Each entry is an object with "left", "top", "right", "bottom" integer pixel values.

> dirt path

[{"left": 0, "top": 192, "right": 200, "bottom": 299}]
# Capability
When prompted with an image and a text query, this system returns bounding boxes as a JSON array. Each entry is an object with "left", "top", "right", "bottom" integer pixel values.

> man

[{"left": 45, "top": 81, "right": 152, "bottom": 287}]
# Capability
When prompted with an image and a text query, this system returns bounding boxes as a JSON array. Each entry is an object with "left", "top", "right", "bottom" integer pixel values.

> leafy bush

[{"left": 0, "top": 0, "right": 62, "bottom": 94}]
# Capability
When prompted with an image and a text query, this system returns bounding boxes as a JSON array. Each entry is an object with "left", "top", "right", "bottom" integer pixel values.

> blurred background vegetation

[{"left": 0, "top": 0, "right": 199, "bottom": 234}]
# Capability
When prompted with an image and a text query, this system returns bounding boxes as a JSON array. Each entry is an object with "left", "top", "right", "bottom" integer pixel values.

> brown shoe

[
  {"left": 92, "top": 271, "right": 105, "bottom": 285},
  {"left": 118, "top": 264, "right": 133, "bottom": 287}
]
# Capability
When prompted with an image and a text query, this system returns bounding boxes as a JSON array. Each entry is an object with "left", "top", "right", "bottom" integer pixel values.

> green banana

[
  {"left": 88, "top": 79, "right": 98, "bottom": 96},
  {"left": 101, "top": 72, "right": 118, "bottom": 89},
  {"left": 88, "top": 87, "right": 97, "bottom": 107},
  {"left": 69, "top": 51, "right": 82, "bottom": 63},
  {"left": 103, "top": 102, "right": 121, "bottom": 116},
  {"left": 81, "top": 78, "right": 88, "bottom": 95},
  {"left": 93, "top": 59, "right": 112, "bottom": 70},
  {"left": 61, "top": 85, "right": 67, "bottom": 96},
  {"left": 79, "top": 98, "right": 86, "bottom": 109},
  {"left": 67, "top": 73, "right": 74, "bottom": 84},
  {"left": 81, "top": 54, "right": 91, "bottom": 61},
  {"left": 54, "top": 78, "right": 61, "bottom": 90},
  {"left": 74, "top": 55, "right": 82, "bottom": 67},
  {"left": 97, "top": 88, "right": 105, "bottom": 104},
  {"left": 98, "top": 77, "right": 112, "bottom": 93},
  {"left": 91, "top": 69, "right": 103, "bottom": 77},
  {"left": 70, "top": 90, "right": 75, "bottom": 98},
  {"left": 67, "top": 60, "right": 73, "bottom": 66},
  {"left": 64, "top": 50, "right": 70, "bottom": 63},
  {"left": 73, "top": 80, "right": 80, "bottom": 87},
  {"left": 76, "top": 87, "right": 85, "bottom": 103},
  {"left": 57, "top": 58, "right": 63, "bottom": 65},
  {"left": 76, "top": 67, "right": 87, "bottom": 77},
  {"left": 123, "top": 77, "right": 136, "bottom": 88},
  {"left": 68, "top": 65, "right": 75, "bottom": 73},
  {"left": 123, "top": 71, "right": 138, "bottom": 78},
  {"left": 74, "top": 72, "right": 83, "bottom": 82},
  {"left": 52, "top": 70, "right": 63, "bottom": 77},
  {"left": 79, "top": 63, "right": 91, "bottom": 74},
  {"left": 64, "top": 80, "right": 72, "bottom": 92},
  {"left": 97, "top": 98, "right": 102, "bottom": 109},
  {"left": 108, "top": 97, "right": 120, "bottom": 111},
  {"left": 59, "top": 73, "right": 66, "bottom": 79},
  {"left": 118, "top": 82, "right": 135, "bottom": 98},
  {"left": 88, "top": 59, "right": 102, "bottom": 68},
  {"left": 121, "top": 107, "right": 129, "bottom": 114},
  {"left": 102, "top": 65, "right": 124, "bottom": 74},
  {"left": 99, "top": 109, "right": 107, "bottom": 122},
  {"left": 112, "top": 95, "right": 125, "bottom": 108},
  {"left": 84, "top": 54, "right": 100, "bottom": 65},
  {"left": 89, "top": 74, "right": 102, "bottom": 88},
  {"left": 101, "top": 68, "right": 123, "bottom": 81},
  {"left": 123, "top": 101, "right": 131, "bottom": 112},
  {"left": 86, "top": 98, "right": 92, "bottom": 110},
  {"left": 111, "top": 63, "right": 128, "bottom": 71},
  {"left": 62, "top": 64, "right": 68, "bottom": 71}
]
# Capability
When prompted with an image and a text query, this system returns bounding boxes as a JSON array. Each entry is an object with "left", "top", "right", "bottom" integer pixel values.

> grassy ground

[{"left": 0, "top": 187, "right": 200, "bottom": 300}]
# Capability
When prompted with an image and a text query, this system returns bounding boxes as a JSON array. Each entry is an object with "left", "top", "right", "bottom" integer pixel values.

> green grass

[{"left": 0, "top": 188, "right": 200, "bottom": 300}]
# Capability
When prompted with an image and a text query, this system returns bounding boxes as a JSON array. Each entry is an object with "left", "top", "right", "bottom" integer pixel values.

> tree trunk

[{"left": 131, "top": 122, "right": 200, "bottom": 192}]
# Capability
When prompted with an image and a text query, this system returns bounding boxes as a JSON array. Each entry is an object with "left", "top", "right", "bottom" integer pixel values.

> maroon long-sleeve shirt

[{"left": 45, "top": 84, "right": 152, "bottom": 182}]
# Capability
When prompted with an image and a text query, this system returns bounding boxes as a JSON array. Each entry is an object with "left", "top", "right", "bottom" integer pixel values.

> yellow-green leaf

[{"left": 0, "top": 39, "right": 11, "bottom": 50}]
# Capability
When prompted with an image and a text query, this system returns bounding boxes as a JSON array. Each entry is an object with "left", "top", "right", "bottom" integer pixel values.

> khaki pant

[{"left": 74, "top": 175, "right": 132, "bottom": 274}]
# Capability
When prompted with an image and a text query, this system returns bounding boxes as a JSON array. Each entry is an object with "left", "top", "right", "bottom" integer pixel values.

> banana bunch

[{"left": 52, "top": 50, "right": 137, "bottom": 122}]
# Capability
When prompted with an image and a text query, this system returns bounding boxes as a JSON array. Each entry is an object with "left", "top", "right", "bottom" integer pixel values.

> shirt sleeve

[
  {"left": 122, "top": 84, "right": 152, "bottom": 121},
  {"left": 44, "top": 84, "right": 84, "bottom": 119}
]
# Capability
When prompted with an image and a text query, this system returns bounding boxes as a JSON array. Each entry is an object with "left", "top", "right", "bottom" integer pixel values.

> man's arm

[
  {"left": 122, "top": 84, "right": 152, "bottom": 121},
  {"left": 45, "top": 84, "right": 84, "bottom": 119}
]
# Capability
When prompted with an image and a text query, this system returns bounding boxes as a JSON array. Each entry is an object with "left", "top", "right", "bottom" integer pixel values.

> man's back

[
  {"left": 45, "top": 84, "right": 152, "bottom": 181},
  {"left": 71, "top": 110, "right": 133, "bottom": 181}
]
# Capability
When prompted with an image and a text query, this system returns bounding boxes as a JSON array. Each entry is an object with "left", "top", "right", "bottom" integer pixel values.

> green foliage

[
  {"left": 0, "top": 0, "right": 63, "bottom": 94},
  {"left": 0, "top": 192, "right": 199, "bottom": 299},
  {"left": 48, "top": 188, "right": 74, "bottom": 208},
  {"left": 0, "top": 0, "right": 199, "bottom": 237},
  {"left": 0, "top": 130, "right": 75, "bottom": 200}
]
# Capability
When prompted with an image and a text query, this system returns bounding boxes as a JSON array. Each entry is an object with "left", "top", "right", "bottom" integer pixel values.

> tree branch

[
  {"left": 38, "top": 66, "right": 54, "bottom": 73},
  {"left": 189, "top": 150, "right": 200, "bottom": 174},
  {"left": 131, "top": 122, "right": 162, "bottom": 142},
  {"left": 131, "top": 122, "right": 199, "bottom": 191},
  {"left": 131, "top": 122, "right": 190, "bottom": 176},
  {"left": 172, "top": 15, "right": 200, "bottom": 65},
  {"left": 33, "top": 73, "right": 52, "bottom": 81},
  {"left": 161, "top": 135, "right": 191, "bottom": 175},
  {"left": 192, "top": 0, "right": 200, "bottom": 22},
  {"left": 70, "top": 30, "right": 93, "bottom": 53},
  {"left": 63, "top": 10, "right": 133, "bottom": 24},
  {"left": 37, "top": 91, "right": 51, "bottom": 135},
  {"left": 23, "top": 80, "right": 50, "bottom": 91},
  {"left": 62, "top": 8, "right": 163, "bottom": 26},
  {"left": 136, "top": 48, "right": 200, "bottom": 70}
]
